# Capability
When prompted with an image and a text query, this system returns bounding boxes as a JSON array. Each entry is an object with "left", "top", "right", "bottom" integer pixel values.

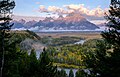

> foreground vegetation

[{"left": 1, "top": 0, "right": 120, "bottom": 77}]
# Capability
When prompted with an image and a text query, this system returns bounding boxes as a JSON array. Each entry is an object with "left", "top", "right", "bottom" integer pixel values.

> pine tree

[
  {"left": 75, "top": 69, "right": 87, "bottom": 77},
  {"left": 28, "top": 49, "right": 38, "bottom": 77},
  {"left": 102, "top": 0, "right": 120, "bottom": 48},
  {"left": 38, "top": 48, "right": 57, "bottom": 77},
  {"left": 85, "top": 0, "right": 120, "bottom": 77},
  {"left": 0, "top": 0, "right": 15, "bottom": 77},
  {"left": 101, "top": 0, "right": 120, "bottom": 76},
  {"left": 59, "top": 69, "right": 67, "bottom": 77},
  {"left": 85, "top": 40, "right": 108, "bottom": 77},
  {"left": 69, "top": 69, "right": 74, "bottom": 77},
  {"left": 18, "top": 50, "right": 30, "bottom": 77}
]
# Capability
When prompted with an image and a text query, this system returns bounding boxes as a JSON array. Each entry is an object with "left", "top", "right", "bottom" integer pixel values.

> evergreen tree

[
  {"left": 102, "top": 0, "right": 120, "bottom": 47},
  {"left": 101, "top": 0, "right": 120, "bottom": 76},
  {"left": 59, "top": 69, "right": 67, "bottom": 77},
  {"left": 55, "top": 70, "right": 61, "bottom": 77},
  {"left": 3, "top": 42, "right": 23, "bottom": 77},
  {"left": 85, "top": 40, "right": 108, "bottom": 77},
  {"left": 28, "top": 49, "right": 38, "bottom": 77},
  {"left": 18, "top": 50, "right": 30, "bottom": 77},
  {"left": 85, "top": 0, "right": 120, "bottom": 77},
  {"left": 75, "top": 69, "right": 87, "bottom": 77},
  {"left": 38, "top": 48, "right": 57, "bottom": 77},
  {"left": 69, "top": 69, "right": 74, "bottom": 77},
  {"left": 0, "top": 0, "right": 15, "bottom": 77}
]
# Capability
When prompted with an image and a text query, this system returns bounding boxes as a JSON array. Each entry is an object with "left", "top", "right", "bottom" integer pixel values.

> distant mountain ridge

[{"left": 12, "top": 14, "right": 99, "bottom": 31}]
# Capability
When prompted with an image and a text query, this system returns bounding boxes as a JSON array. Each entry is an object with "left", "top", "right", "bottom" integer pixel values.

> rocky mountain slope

[{"left": 12, "top": 14, "right": 99, "bottom": 31}]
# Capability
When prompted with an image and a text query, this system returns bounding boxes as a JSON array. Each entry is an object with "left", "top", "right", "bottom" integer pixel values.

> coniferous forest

[{"left": 0, "top": 0, "right": 120, "bottom": 77}]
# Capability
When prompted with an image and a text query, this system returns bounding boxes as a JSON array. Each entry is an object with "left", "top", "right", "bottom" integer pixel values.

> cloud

[
  {"left": 48, "top": 6, "right": 65, "bottom": 14},
  {"left": 65, "top": 4, "right": 85, "bottom": 10},
  {"left": 39, "top": 5, "right": 48, "bottom": 12},
  {"left": 65, "top": 4, "right": 105, "bottom": 17},
  {"left": 13, "top": 27, "right": 26, "bottom": 31},
  {"left": 88, "top": 7, "right": 104, "bottom": 17},
  {"left": 29, "top": 26, "right": 39, "bottom": 31},
  {"left": 38, "top": 4, "right": 107, "bottom": 19}
]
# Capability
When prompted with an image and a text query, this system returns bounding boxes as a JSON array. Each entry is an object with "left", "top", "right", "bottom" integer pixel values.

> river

[
  {"left": 74, "top": 40, "right": 86, "bottom": 45},
  {"left": 58, "top": 68, "right": 77, "bottom": 77},
  {"left": 58, "top": 68, "right": 90, "bottom": 77},
  {"left": 34, "top": 39, "right": 87, "bottom": 77}
]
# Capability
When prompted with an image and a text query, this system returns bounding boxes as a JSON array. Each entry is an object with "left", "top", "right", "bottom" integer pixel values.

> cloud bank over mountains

[{"left": 39, "top": 4, "right": 107, "bottom": 20}]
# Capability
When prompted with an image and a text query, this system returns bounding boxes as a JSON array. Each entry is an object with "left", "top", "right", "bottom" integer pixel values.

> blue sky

[{"left": 14, "top": 0, "right": 110, "bottom": 17}]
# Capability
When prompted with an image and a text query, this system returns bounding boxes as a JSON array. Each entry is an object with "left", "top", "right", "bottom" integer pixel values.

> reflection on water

[
  {"left": 58, "top": 68, "right": 78, "bottom": 77},
  {"left": 36, "top": 50, "right": 42, "bottom": 59},
  {"left": 58, "top": 68, "right": 90, "bottom": 77}
]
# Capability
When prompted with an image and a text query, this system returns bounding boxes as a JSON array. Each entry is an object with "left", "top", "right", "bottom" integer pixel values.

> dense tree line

[
  {"left": 40, "top": 36, "right": 82, "bottom": 46},
  {"left": 46, "top": 39, "right": 102, "bottom": 68}
]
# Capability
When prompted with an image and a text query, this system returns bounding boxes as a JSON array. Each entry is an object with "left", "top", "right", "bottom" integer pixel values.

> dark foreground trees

[
  {"left": 1, "top": 46, "right": 58, "bottom": 77},
  {"left": 0, "top": 0, "right": 58, "bottom": 77},
  {"left": 101, "top": 0, "right": 120, "bottom": 76},
  {"left": 37, "top": 48, "right": 57, "bottom": 77},
  {"left": 85, "top": 0, "right": 120, "bottom": 77},
  {"left": 0, "top": 0, "right": 15, "bottom": 77},
  {"left": 75, "top": 69, "right": 87, "bottom": 77},
  {"left": 69, "top": 69, "right": 74, "bottom": 77}
]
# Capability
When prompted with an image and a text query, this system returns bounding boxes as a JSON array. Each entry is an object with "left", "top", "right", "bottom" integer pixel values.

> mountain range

[{"left": 12, "top": 14, "right": 100, "bottom": 31}]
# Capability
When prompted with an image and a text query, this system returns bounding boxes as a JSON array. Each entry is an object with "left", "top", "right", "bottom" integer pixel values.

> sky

[{"left": 14, "top": 0, "right": 110, "bottom": 23}]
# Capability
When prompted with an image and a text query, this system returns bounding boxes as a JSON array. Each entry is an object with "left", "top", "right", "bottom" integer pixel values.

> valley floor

[{"left": 37, "top": 31, "right": 102, "bottom": 40}]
